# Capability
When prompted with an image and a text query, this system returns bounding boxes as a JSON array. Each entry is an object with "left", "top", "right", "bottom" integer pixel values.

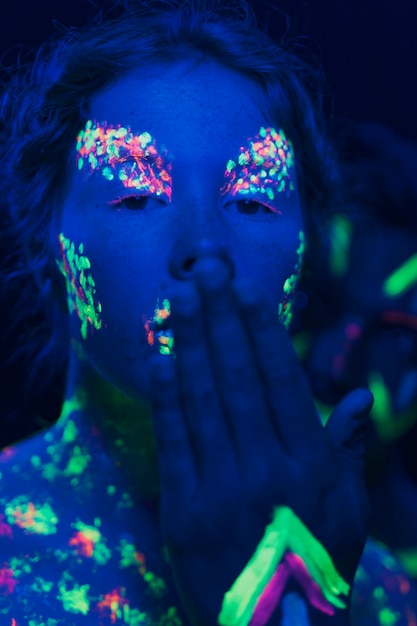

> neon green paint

[
  {"left": 157, "top": 607, "right": 183, "bottom": 626},
  {"left": 71, "top": 521, "right": 111, "bottom": 565},
  {"left": 368, "top": 371, "right": 393, "bottom": 439},
  {"left": 378, "top": 608, "right": 400, "bottom": 626},
  {"left": 119, "top": 539, "right": 140, "bottom": 569},
  {"left": 63, "top": 446, "right": 91, "bottom": 476},
  {"left": 62, "top": 420, "right": 78, "bottom": 444},
  {"left": 145, "top": 298, "right": 175, "bottom": 356},
  {"left": 57, "top": 233, "right": 103, "bottom": 340},
  {"left": 396, "top": 546, "right": 417, "bottom": 577},
  {"left": 58, "top": 581, "right": 90, "bottom": 615},
  {"left": 278, "top": 231, "right": 305, "bottom": 329},
  {"left": 373, "top": 586, "right": 387, "bottom": 601},
  {"left": 33, "top": 576, "right": 54, "bottom": 593},
  {"left": 5, "top": 497, "right": 59, "bottom": 535},
  {"left": 42, "top": 462, "right": 61, "bottom": 482},
  {"left": 368, "top": 372, "right": 392, "bottom": 419},
  {"left": 30, "top": 455, "right": 42, "bottom": 469},
  {"left": 218, "top": 506, "right": 349, "bottom": 626},
  {"left": 9, "top": 555, "right": 32, "bottom": 577},
  {"left": 315, "top": 399, "right": 333, "bottom": 427},
  {"left": 328, "top": 215, "right": 353, "bottom": 277},
  {"left": 291, "top": 331, "right": 312, "bottom": 362},
  {"left": 383, "top": 253, "right": 417, "bottom": 298},
  {"left": 143, "top": 571, "right": 167, "bottom": 597}
]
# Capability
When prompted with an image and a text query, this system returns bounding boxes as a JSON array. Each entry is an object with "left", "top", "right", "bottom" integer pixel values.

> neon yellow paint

[
  {"left": 383, "top": 253, "right": 417, "bottom": 298},
  {"left": 218, "top": 506, "right": 349, "bottom": 626}
]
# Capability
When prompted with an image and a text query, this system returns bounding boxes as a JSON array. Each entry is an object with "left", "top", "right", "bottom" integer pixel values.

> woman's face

[{"left": 58, "top": 59, "right": 305, "bottom": 401}]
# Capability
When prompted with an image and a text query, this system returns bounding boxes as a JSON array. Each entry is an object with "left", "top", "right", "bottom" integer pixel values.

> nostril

[
  {"left": 183, "top": 257, "right": 196, "bottom": 272},
  {"left": 168, "top": 238, "right": 235, "bottom": 281}
]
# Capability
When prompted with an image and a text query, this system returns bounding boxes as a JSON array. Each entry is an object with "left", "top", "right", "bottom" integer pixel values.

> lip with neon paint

[{"left": 144, "top": 298, "right": 175, "bottom": 357}]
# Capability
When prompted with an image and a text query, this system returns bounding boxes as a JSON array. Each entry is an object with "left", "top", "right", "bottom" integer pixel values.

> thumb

[{"left": 325, "top": 388, "right": 373, "bottom": 461}]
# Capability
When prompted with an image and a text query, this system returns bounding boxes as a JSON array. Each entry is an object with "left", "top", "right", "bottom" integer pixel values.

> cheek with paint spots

[
  {"left": 144, "top": 299, "right": 175, "bottom": 357},
  {"left": 221, "top": 127, "right": 295, "bottom": 204},
  {"left": 75, "top": 120, "right": 172, "bottom": 201},
  {"left": 278, "top": 231, "right": 305, "bottom": 329},
  {"left": 57, "top": 234, "right": 103, "bottom": 340}
]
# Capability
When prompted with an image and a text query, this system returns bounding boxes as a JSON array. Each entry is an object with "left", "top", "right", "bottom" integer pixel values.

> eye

[
  {"left": 224, "top": 199, "right": 282, "bottom": 218},
  {"left": 108, "top": 194, "right": 165, "bottom": 211}
]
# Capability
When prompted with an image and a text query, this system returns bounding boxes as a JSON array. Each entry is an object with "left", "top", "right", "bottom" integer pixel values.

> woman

[{"left": 0, "top": 1, "right": 414, "bottom": 624}]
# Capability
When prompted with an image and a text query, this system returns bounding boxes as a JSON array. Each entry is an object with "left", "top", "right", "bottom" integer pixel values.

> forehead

[{"left": 85, "top": 60, "right": 274, "bottom": 162}]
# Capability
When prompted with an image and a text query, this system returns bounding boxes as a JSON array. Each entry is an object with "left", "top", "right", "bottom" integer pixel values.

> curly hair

[{"left": 0, "top": 0, "right": 340, "bottom": 425}]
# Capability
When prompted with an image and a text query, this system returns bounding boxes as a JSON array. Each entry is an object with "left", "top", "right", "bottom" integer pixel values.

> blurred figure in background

[{"left": 301, "top": 121, "right": 417, "bottom": 584}]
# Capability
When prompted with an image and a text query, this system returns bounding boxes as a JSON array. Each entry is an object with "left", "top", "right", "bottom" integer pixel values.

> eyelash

[
  {"left": 107, "top": 194, "right": 164, "bottom": 211},
  {"left": 107, "top": 194, "right": 282, "bottom": 219},
  {"left": 224, "top": 199, "right": 283, "bottom": 217}
]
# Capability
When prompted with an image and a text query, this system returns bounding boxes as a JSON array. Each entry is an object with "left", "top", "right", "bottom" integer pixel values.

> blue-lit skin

[
  {"left": 59, "top": 60, "right": 304, "bottom": 422},
  {"left": 51, "top": 60, "right": 308, "bottom": 526},
  {"left": 55, "top": 60, "right": 374, "bottom": 626}
]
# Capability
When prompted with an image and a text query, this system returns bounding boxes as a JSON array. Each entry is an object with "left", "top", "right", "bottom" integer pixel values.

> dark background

[{"left": 1, "top": 0, "right": 417, "bottom": 140}]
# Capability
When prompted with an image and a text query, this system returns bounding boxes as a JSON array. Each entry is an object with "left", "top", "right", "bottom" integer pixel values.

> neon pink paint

[
  {"left": 249, "top": 552, "right": 335, "bottom": 626},
  {"left": 221, "top": 127, "right": 295, "bottom": 208},
  {"left": 75, "top": 120, "right": 172, "bottom": 201}
]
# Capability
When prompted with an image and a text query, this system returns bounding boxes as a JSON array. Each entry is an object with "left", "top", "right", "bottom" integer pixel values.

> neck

[{"left": 54, "top": 342, "right": 161, "bottom": 504}]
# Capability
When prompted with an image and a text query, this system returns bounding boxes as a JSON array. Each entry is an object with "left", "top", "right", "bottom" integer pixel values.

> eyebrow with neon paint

[
  {"left": 75, "top": 119, "right": 173, "bottom": 201},
  {"left": 220, "top": 127, "right": 296, "bottom": 206},
  {"left": 383, "top": 253, "right": 417, "bottom": 298}
]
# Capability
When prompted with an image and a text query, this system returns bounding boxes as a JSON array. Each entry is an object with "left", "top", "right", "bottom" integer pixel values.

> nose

[{"left": 168, "top": 237, "right": 235, "bottom": 281}]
